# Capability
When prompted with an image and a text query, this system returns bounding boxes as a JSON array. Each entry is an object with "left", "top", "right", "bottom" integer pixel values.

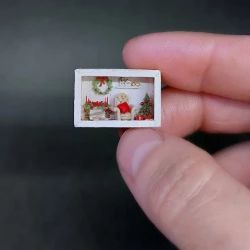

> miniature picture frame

[{"left": 74, "top": 69, "right": 161, "bottom": 128}]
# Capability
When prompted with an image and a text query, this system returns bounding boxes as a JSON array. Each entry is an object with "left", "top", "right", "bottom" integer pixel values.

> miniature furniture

[
  {"left": 89, "top": 108, "right": 106, "bottom": 120},
  {"left": 83, "top": 97, "right": 111, "bottom": 121},
  {"left": 114, "top": 93, "right": 135, "bottom": 120}
]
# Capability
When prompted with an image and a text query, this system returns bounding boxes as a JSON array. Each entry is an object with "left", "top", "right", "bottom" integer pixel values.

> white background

[{"left": 81, "top": 76, "right": 154, "bottom": 113}]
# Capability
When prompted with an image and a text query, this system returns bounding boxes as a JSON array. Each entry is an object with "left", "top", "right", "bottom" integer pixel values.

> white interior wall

[{"left": 81, "top": 76, "right": 154, "bottom": 112}]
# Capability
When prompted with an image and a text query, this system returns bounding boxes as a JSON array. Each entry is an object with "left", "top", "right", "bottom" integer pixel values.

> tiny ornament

[{"left": 74, "top": 69, "right": 161, "bottom": 128}]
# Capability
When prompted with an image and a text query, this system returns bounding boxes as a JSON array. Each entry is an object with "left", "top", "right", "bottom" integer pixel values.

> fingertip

[
  {"left": 122, "top": 32, "right": 162, "bottom": 68},
  {"left": 122, "top": 35, "right": 141, "bottom": 68}
]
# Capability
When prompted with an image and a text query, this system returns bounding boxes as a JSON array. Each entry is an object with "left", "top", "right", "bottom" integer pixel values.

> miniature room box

[{"left": 74, "top": 69, "right": 161, "bottom": 128}]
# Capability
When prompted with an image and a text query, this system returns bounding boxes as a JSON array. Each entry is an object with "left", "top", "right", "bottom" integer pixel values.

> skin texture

[{"left": 116, "top": 32, "right": 250, "bottom": 250}]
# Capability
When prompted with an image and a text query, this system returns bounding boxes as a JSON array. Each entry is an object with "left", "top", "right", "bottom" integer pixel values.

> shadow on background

[{"left": 0, "top": 0, "right": 249, "bottom": 249}]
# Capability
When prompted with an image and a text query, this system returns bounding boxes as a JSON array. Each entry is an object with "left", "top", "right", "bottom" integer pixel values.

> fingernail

[{"left": 117, "top": 129, "right": 163, "bottom": 177}]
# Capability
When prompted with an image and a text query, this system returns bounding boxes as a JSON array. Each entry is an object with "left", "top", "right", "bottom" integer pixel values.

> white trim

[
  {"left": 74, "top": 120, "right": 160, "bottom": 128},
  {"left": 74, "top": 69, "right": 161, "bottom": 128}
]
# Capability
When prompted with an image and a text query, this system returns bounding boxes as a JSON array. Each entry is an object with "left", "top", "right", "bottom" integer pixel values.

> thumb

[{"left": 117, "top": 129, "right": 250, "bottom": 250}]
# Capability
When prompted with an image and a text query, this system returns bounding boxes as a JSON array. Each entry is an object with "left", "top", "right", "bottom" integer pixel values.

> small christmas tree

[{"left": 137, "top": 93, "right": 153, "bottom": 119}]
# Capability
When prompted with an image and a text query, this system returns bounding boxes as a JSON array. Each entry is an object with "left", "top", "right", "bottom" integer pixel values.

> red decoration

[
  {"left": 134, "top": 114, "right": 153, "bottom": 120},
  {"left": 134, "top": 115, "right": 144, "bottom": 120},
  {"left": 96, "top": 76, "right": 109, "bottom": 87},
  {"left": 85, "top": 96, "right": 109, "bottom": 107},
  {"left": 117, "top": 102, "right": 131, "bottom": 114}
]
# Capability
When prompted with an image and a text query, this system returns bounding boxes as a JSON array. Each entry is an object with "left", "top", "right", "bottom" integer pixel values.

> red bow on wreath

[{"left": 96, "top": 76, "right": 109, "bottom": 87}]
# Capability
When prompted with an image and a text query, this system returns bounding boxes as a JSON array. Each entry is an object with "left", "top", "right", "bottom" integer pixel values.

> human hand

[{"left": 117, "top": 32, "right": 250, "bottom": 250}]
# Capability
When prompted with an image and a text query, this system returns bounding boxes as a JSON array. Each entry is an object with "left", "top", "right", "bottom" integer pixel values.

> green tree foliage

[{"left": 138, "top": 93, "right": 152, "bottom": 116}]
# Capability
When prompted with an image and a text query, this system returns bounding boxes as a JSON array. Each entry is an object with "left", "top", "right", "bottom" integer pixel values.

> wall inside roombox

[
  {"left": 81, "top": 77, "right": 154, "bottom": 111},
  {"left": 0, "top": 0, "right": 249, "bottom": 250}
]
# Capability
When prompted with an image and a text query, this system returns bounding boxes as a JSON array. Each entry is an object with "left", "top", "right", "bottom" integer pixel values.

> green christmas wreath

[{"left": 92, "top": 77, "right": 112, "bottom": 95}]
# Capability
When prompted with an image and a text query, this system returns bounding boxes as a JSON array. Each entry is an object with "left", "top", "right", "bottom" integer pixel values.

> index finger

[{"left": 123, "top": 32, "right": 250, "bottom": 101}]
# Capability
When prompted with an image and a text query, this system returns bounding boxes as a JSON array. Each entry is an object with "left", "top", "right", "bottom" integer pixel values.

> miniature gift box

[{"left": 74, "top": 69, "right": 161, "bottom": 128}]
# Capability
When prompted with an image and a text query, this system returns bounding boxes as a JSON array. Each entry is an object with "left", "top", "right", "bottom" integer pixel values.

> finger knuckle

[{"left": 146, "top": 154, "right": 215, "bottom": 224}]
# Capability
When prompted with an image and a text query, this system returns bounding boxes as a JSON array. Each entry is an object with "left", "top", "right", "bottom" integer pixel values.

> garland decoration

[{"left": 92, "top": 76, "right": 112, "bottom": 95}]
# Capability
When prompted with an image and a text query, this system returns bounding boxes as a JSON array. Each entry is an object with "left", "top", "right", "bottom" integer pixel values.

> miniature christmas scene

[{"left": 74, "top": 69, "right": 161, "bottom": 127}]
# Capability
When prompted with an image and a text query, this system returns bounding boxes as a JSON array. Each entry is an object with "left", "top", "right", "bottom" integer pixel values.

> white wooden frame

[{"left": 74, "top": 69, "right": 161, "bottom": 128}]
